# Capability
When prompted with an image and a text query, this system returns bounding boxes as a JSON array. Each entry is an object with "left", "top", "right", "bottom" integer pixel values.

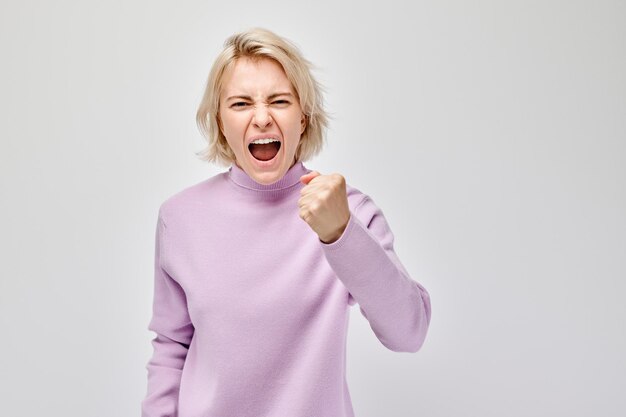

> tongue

[{"left": 250, "top": 142, "right": 280, "bottom": 161}]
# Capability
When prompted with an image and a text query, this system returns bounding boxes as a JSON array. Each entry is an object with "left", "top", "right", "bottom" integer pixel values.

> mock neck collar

[{"left": 227, "top": 160, "right": 310, "bottom": 194}]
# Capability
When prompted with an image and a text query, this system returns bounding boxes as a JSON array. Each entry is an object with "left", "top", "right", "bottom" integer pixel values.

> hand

[{"left": 298, "top": 170, "right": 351, "bottom": 244}]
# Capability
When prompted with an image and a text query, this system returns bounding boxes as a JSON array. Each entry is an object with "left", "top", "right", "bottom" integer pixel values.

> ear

[{"left": 300, "top": 113, "right": 307, "bottom": 134}]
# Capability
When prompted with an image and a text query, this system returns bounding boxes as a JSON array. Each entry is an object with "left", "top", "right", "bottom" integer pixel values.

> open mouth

[{"left": 248, "top": 141, "right": 281, "bottom": 161}]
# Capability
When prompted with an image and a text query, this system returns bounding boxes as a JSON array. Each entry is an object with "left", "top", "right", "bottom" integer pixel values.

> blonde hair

[{"left": 195, "top": 27, "right": 332, "bottom": 167}]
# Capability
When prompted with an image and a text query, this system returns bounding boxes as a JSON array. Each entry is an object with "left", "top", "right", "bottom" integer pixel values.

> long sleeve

[
  {"left": 141, "top": 212, "right": 195, "bottom": 417},
  {"left": 319, "top": 195, "right": 432, "bottom": 353}
]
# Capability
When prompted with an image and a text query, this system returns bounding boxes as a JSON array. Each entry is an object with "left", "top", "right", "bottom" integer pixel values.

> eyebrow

[{"left": 226, "top": 92, "right": 294, "bottom": 102}]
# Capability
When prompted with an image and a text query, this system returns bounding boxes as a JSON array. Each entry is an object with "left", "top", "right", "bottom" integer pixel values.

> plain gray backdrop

[{"left": 1, "top": 1, "right": 624, "bottom": 416}]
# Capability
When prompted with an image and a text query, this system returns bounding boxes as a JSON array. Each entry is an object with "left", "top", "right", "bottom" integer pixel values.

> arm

[
  {"left": 141, "top": 211, "right": 194, "bottom": 417},
  {"left": 319, "top": 196, "right": 432, "bottom": 353}
]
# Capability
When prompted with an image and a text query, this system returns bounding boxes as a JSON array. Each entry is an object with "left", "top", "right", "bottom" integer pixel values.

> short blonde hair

[{"left": 195, "top": 27, "right": 331, "bottom": 167}]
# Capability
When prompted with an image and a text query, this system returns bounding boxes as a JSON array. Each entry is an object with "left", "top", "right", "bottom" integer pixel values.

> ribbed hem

[{"left": 227, "top": 160, "right": 311, "bottom": 197}]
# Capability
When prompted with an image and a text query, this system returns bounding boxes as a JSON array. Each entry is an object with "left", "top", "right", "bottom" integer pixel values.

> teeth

[{"left": 250, "top": 138, "right": 280, "bottom": 145}]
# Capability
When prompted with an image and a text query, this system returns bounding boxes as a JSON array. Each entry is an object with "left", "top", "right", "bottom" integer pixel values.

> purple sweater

[{"left": 141, "top": 160, "right": 432, "bottom": 417}]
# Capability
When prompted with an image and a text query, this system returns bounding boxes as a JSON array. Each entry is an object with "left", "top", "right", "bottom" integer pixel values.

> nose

[{"left": 252, "top": 104, "right": 273, "bottom": 129}]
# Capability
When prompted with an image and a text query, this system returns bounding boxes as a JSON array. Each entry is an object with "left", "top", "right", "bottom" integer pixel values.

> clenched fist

[{"left": 298, "top": 171, "right": 351, "bottom": 244}]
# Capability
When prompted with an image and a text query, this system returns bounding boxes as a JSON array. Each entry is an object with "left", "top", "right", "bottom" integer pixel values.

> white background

[{"left": 1, "top": 1, "right": 624, "bottom": 416}]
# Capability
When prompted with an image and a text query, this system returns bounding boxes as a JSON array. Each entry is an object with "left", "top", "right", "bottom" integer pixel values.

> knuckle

[{"left": 331, "top": 173, "right": 344, "bottom": 185}]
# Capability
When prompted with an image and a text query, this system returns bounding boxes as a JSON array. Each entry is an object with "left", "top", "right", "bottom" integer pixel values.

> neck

[{"left": 227, "top": 159, "right": 310, "bottom": 198}]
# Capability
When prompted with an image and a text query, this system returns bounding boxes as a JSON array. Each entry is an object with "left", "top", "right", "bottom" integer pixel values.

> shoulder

[
  {"left": 343, "top": 182, "right": 396, "bottom": 247},
  {"left": 342, "top": 178, "right": 387, "bottom": 229},
  {"left": 157, "top": 170, "right": 229, "bottom": 224},
  {"left": 344, "top": 179, "right": 386, "bottom": 224},
  {"left": 345, "top": 183, "right": 369, "bottom": 212}
]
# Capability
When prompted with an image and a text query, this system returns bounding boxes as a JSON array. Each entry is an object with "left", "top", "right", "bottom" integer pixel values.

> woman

[{"left": 141, "top": 27, "right": 432, "bottom": 417}]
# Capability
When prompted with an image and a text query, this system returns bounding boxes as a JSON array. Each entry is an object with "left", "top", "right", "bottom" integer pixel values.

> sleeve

[
  {"left": 141, "top": 211, "right": 195, "bottom": 417},
  {"left": 319, "top": 195, "right": 432, "bottom": 353}
]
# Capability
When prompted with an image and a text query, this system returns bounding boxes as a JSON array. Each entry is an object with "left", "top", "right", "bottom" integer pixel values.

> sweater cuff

[{"left": 318, "top": 212, "right": 357, "bottom": 250}]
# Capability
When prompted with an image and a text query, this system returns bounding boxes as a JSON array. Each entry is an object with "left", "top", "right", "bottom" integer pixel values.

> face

[{"left": 218, "top": 56, "right": 307, "bottom": 185}]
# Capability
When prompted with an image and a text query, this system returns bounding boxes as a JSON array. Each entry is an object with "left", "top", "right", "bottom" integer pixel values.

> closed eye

[{"left": 231, "top": 100, "right": 290, "bottom": 108}]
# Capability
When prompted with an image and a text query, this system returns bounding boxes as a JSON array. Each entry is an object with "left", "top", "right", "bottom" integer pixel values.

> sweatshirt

[{"left": 141, "top": 160, "right": 432, "bottom": 417}]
